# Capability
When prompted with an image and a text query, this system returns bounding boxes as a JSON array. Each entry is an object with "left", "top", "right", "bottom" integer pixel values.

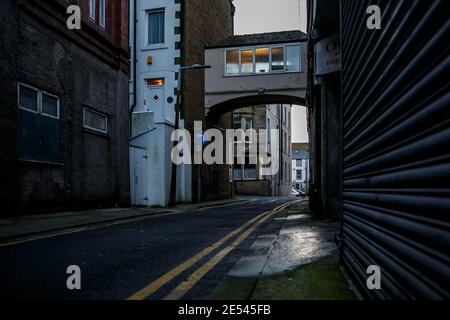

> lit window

[
  {"left": 240, "top": 49, "right": 253, "bottom": 73},
  {"left": 286, "top": 45, "right": 300, "bottom": 71},
  {"left": 226, "top": 50, "right": 239, "bottom": 74},
  {"left": 146, "top": 78, "right": 165, "bottom": 86},
  {"left": 148, "top": 9, "right": 165, "bottom": 45},
  {"left": 84, "top": 108, "right": 108, "bottom": 134},
  {"left": 271, "top": 47, "right": 284, "bottom": 71},
  {"left": 225, "top": 44, "right": 301, "bottom": 75},
  {"left": 255, "top": 48, "right": 269, "bottom": 73},
  {"left": 89, "top": 0, "right": 96, "bottom": 20},
  {"left": 99, "top": 0, "right": 106, "bottom": 28}
]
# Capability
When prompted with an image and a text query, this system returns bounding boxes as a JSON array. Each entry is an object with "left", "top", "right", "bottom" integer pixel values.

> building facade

[
  {"left": 307, "top": 0, "right": 450, "bottom": 299},
  {"left": 129, "top": 0, "right": 235, "bottom": 206},
  {"left": 233, "top": 104, "right": 292, "bottom": 197},
  {"left": 292, "top": 146, "right": 309, "bottom": 193},
  {"left": 0, "top": 0, "right": 130, "bottom": 215}
]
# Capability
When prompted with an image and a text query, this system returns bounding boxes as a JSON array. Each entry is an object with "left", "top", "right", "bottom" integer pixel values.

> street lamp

[{"left": 169, "top": 64, "right": 211, "bottom": 206}]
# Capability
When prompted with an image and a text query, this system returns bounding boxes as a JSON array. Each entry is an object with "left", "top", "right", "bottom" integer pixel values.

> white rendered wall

[{"left": 129, "top": 0, "right": 192, "bottom": 206}]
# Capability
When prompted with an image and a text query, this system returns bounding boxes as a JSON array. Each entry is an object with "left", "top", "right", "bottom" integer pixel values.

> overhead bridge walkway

[{"left": 205, "top": 30, "right": 308, "bottom": 118}]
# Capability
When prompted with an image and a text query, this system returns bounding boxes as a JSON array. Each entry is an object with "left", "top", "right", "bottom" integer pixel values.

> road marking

[
  {"left": 162, "top": 202, "right": 292, "bottom": 300},
  {"left": 127, "top": 201, "right": 294, "bottom": 300},
  {"left": 0, "top": 212, "right": 183, "bottom": 248},
  {"left": 0, "top": 201, "right": 256, "bottom": 248},
  {"left": 196, "top": 200, "right": 256, "bottom": 211}
]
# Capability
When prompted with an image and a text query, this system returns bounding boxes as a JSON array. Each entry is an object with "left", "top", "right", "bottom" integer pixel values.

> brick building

[
  {"left": 0, "top": 0, "right": 130, "bottom": 215},
  {"left": 233, "top": 104, "right": 292, "bottom": 197},
  {"left": 129, "top": 0, "right": 235, "bottom": 206}
]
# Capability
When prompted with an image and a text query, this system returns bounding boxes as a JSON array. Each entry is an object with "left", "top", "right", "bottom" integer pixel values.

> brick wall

[
  {"left": 0, "top": 0, "right": 19, "bottom": 214},
  {"left": 0, "top": 1, "right": 130, "bottom": 215},
  {"left": 181, "top": 0, "right": 235, "bottom": 201}
]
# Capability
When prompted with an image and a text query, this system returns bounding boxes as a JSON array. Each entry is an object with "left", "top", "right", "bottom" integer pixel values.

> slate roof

[{"left": 207, "top": 30, "right": 307, "bottom": 48}]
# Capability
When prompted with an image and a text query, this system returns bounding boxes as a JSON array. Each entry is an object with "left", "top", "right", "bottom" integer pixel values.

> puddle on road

[{"left": 262, "top": 225, "right": 337, "bottom": 276}]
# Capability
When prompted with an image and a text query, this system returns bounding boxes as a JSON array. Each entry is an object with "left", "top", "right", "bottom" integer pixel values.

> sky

[{"left": 233, "top": 0, "right": 309, "bottom": 143}]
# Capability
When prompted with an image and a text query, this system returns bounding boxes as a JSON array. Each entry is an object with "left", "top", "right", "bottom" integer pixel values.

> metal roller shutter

[{"left": 340, "top": 0, "right": 450, "bottom": 299}]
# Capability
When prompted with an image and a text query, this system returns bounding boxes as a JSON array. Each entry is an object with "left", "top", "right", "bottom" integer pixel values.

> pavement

[{"left": 209, "top": 201, "right": 354, "bottom": 300}]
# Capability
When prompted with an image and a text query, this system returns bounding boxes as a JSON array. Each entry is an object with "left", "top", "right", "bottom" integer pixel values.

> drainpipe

[{"left": 129, "top": 0, "right": 138, "bottom": 136}]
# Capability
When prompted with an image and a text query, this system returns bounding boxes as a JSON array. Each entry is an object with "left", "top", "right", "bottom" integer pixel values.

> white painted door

[
  {"left": 131, "top": 147, "right": 148, "bottom": 206},
  {"left": 146, "top": 85, "right": 165, "bottom": 113}
]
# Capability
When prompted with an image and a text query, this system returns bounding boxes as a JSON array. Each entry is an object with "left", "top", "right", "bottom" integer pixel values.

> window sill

[
  {"left": 18, "top": 159, "right": 64, "bottom": 167},
  {"left": 141, "top": 44, "right": 169, "bottom": 52},
  {"left": 83, "top": 128, "right": 110, "bottom": 138},
  {"left": 224, "top": 70, "right": 302, "bottom": 77}
]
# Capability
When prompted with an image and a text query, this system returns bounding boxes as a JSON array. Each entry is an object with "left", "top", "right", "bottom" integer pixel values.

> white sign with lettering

[{"left": 315, "top": 34, "right": 341, "bottom": 75}]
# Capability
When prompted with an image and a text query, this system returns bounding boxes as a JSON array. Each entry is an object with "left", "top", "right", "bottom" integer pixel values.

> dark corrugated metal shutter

[{"left": 340, "top": 0, "right": 450, "bottom": 299}]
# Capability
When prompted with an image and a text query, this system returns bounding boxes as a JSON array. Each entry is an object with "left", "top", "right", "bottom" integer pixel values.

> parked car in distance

[{"left": 292, "top": 188, "right": 307, "bottom": 197}]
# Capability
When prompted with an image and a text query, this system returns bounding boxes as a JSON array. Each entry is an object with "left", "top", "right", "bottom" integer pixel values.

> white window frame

[
  {"left": 18, "top": 83, "right": 60, "bottom": 119},
  {"left": 243, "top": 164, "right": 257, "bottom": 180},
  {"left": 89, "top": 0, "right": 96, "bottom": 21},
  {"left": 99, "top": 0, "right": 106, "bottom": 28},
  {"left": 41, "top": 91, "right": 60, "bottom": 119},
  {"left": 224, "top": 43, "right": 301, "bottom": 76},
  {"left": 145, "top": 8, "right": 166, "bottom": 47},
  {"left": 83, "top": 107, "right": 108, "bottom": 134}
]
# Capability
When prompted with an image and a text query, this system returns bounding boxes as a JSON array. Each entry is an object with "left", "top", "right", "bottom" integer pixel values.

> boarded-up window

[
  {"left": 17, "top": 83, "right": 60, "bottom": 163},
  {"left": 83, "top": 108, "right": 108, "bottom": 134}
]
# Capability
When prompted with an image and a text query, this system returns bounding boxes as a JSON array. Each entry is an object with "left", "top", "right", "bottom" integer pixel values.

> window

[
  {"left": 233, "top": 113, "right": 253, "bottom": 130},
  {"left": 255, "top": 48, "right": 269, "bottom": 73},
  {"left": 271, "top": 47, "right": 284, "bottom": 71},
  {"left": 99, "top": 0, "right": 106, "bottom": 28},
  {"left": 234, "top": 163, "right": 257, "bottom": 180},
  {"left": 225, "top": 44, "right": 301, "bottom": 75},
  {"left": 84, "top": 108, "right": 108, "bottom": 134},
  {"left": 226, "top": 50, "right": 239, "bottom": 74},
  {"left": 243, "top": 164, "right": 257, "bottom": 180},
  {"left": 286, "top": 45, "right": 300, "bottom": 71},
  {"left": 18, "top": 85, "right": 38, "bottom": 112},
  {"left": 148, "top": 9, "right": 165, "bottom": 45},
  {"left": 296, "top": 170, "right": 302, "bottom": 181},
  {"left": 42, "top": 94, "right": 59, "bottom": 118},
  {"left": 17, "top": 83, "right": 60, "bottom": 163},
  {"left": 18, "top": 84, "right": 60, "bottom": 118},
  {"left": 240, "top": 49, "right": 253, "bottom": 73},
  {"left": 233, "top": 113, "right": 254, "bottom": 144},
  {"left": 89, "top": 0, "right": 96, "bottom": 20},
  {"left": 146, "top": 78, "right": 165, "bottom": 86},
  {"left": 296, "top": 159, "right": 302, "bottom": 167},
  {"left": 234, "top": 166, "right": 242, "bottom": 180}
]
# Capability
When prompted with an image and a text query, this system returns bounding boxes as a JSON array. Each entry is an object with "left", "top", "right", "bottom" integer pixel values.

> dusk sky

[{"left": 233, "top": 0, "right": 308, "bottom": 143}]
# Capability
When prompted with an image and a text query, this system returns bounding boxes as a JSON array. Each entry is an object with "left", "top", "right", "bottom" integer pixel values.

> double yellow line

[{"left": 127, "top": 201, "right": 294, "bottom": 300}]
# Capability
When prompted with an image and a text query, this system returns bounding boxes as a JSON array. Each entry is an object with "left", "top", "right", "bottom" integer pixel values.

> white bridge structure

[{"left": 205, "top": 31, "right": 307, "bottom": 118}]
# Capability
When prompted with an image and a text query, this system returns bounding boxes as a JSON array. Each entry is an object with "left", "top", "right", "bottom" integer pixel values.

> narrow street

[{"left": 0, "top": 199, "right": 295, "bottom": 300}]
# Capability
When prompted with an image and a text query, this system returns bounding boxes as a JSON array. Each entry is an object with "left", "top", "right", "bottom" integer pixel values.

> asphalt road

[{"left": 0, "top": 198, "right": 293, "bottom": 300}]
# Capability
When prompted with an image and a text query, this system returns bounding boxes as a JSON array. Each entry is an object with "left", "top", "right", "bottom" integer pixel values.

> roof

[
  {"left": 207, "top": 30, "right": 307, "bottom": 49},
  {"left": 292, "top": 150, "right": 309, "bottom": 159}
]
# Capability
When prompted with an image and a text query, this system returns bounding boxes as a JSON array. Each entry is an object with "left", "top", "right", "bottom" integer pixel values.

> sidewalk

[
  {"left": 209, "top": 201, "right": 354, "bottom": 300},
  {"left": 0, "top": 197, "right": 250, "bottom": 242}
]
